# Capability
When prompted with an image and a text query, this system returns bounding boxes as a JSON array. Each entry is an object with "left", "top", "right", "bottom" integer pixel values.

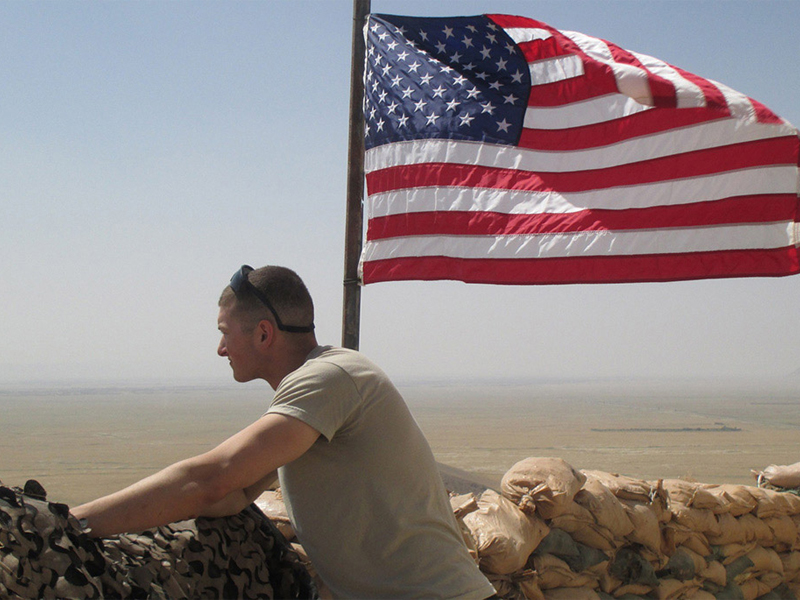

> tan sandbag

[
  {"left": 718, "top": 541, "right": 758, "bottom": 565},
  {"left": 549, "top": 504, "right": 616, "bottom": 552},
  {"left": 517, "top": 573, "right": 545, "bottom": 600},
  {"left": 450, "top": 493, "right": 479, "bottom": 519},
  {"left": 662, "top": 522, "right": 711, "bottom": 557},
  {"left": 670, "top": 502, "right": 721, "bottom": 536},
  {"left": 764, "top": 514, "right": 798, "bottom": 549},
  {"left": 661, "top": 479, "right": 722, "bottom": 511},
  {"left": 574, "top": 477, "right": 635, "bottom": 539},
  {"left": 533, "top": 554, "right": 598, "bottom": 590},
  {"left": 781, "top": 551, "right": 800, "bottom": 580},
  {"left": 703, "top": 484, "right": 758, "bottom": 516},
  {"left": 620, "top": 499, "right": 662, "bottom": 555},
  {"left": 502, "top": 458, "right": 587, "bottom": 519},
  {"left": 598, "top": 571, "right": 621, "bottom": 595},
  {"left": 581, "top": 470, "right": 657, "bottom": 503},
  {"left": 699, "top": 560, "right": 727, "bottom": 586},
  {"left": 758, "top": 570, "right": 784, "bottom": 592},
  {"left": 707, "top": 512, "right": 747, "bottom": 546},
  {"left": 754, "top": 461, "right": 800, "bottom": 489},
  {"left": 738, "top": 513, "right": 775, "bottom": 545},
  {"left": 746, "top": 546, "right": 783, "bottom": 574},
  {"left": 654, "top": 577, "right": 700, "bottom": 600},
  {"left": 612, "top": 583, "right": 654, "bottom": 597},
  {"left": 739, "top": 577, "right": 770, "bottom": 600},
  {"left": 685, "top": 589, "right": 716, "bottom": 600},
  {"left": 462, "top": 489, "right": 550, "bottom": 575},
  {"left": 747, "top": 486, "right": 796, "bottom": 518},
  {"left": 543, "top": 586, "right": 601, "bottom": 600}
]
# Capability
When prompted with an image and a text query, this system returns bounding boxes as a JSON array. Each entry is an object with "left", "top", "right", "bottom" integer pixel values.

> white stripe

[
  {"left": 503, "top": 27, "right": 552, "bottom": 44},
  {"left": 364, "top": 120, "right": 796, "bottom": 174},
  {"left": 709, "top": 78, "right": 757, "bottom": 122},
  {"left": 361, "top": 222, "right": 795, "bottom": 262},
  {"left": 366, "top": 166, "right": 796, "bottom": 218},
  {"left": 523, "top": 93, "right": 653, "bottom": 129},
  {"left": 529, "top": 54, "right": 584, "bottom": 85}
]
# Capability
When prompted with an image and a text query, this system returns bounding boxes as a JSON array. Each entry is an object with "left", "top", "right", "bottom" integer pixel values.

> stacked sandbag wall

[{"left": 454, "top": 457, "right": 800, "bottom": 600}]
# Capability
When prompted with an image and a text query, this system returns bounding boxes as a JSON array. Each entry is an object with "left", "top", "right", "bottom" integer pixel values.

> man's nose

[{"left": 217, "top": 340, "right": 227, "bottom": 357}]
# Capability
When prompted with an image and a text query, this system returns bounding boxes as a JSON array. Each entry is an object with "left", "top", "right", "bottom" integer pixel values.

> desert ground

[{"left": 1, "top": 378, "right": 798, "bottom": 507}]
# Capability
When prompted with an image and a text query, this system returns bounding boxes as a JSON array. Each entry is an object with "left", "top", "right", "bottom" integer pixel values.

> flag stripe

[
  {"left": 361, "top": 248, "right": 800, "bottom": 285},
  {"left": 367, "top": 195, "right": 798, "bottom": 239},
  {"left": 367, "top": 170, "right": 795, "bottom": 219},
  {"left": 365, "top": 123, "right": 796, "bottom": 174},
  {"left": 366, "top": 138, "right": 798, "bottom": 196},
  {"left": 363, "top": 222, "right": 795, "bottom": 262}
]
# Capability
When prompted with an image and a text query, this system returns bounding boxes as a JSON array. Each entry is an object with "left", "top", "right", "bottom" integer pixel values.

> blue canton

[{"left": 364, "top": 14, "right": 531, "bottom": 150}]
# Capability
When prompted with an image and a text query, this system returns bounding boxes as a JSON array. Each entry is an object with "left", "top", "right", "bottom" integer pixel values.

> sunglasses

[{"left": 229, "top": 265, "right": 315, "bottom": 333}]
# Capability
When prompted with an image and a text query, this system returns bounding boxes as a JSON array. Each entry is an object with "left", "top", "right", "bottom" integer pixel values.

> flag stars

[
  {"left": 450, "top": 51, "right": 462, "bottom": 63},
  {"left": 481, "top": 101, "right": 496, "bottom": 114},
  {"left": 511, "top": 70, "right": 524, "bottom": 83},
  {"left": 386, "top": 101, "right": 399, "bottom": 114},
  {"left": 459, "top": 113, "right": 475, "bottom": 126},
  {"left": 445, "top": 98, "right": 460, "bottom": 111},
  {"left": 496, "top": 118, "right": 511, "bottom": 132},
  {"left": 386, "top": 40, "right": 398, "bottom": 51},
  {"left": 503, "top": 94, "right": 518, "bottom": 104},
  {"left": 401, "top": 86, "right": 415, "bottom": 99},
  {"left": 432, "top": 85, "right": 447, "bottom": 98},
  {"left": 453, "top": 74, "right": 467, "bottom": 86},
  {"left": 414, "top": 98, "right": 427, "bottom": 112},
  {"left": 435, "top": 41, "right": 447, "bottom": 54},
  {"left": 496, "top": 57, "right": 508, "bottom": 71},
  {"left": 425, "top": 113, "right": 440, "bottom": 125},
  {"left": 443, "top": 26, "right": 454, "bottom": 39},
  {"left": 486, "top": 33, "right": 498, "bottom": 44},
  {"left": 419, "top": 73, "right": 434, "bottom": 85},
  {"left": 480, "top": 46, "right": 492, "bottom": 60},
  {"left": 408, "top": 61, "right": 421, "bottom": 73},
  {"left": 461, "top": 35, "right": 473, "bottom": 48},
  {"left": 397, "top": 114, "right": 409, "bottom": 127},
  {"left": 397, "top": 50, "right": 409, "bottom": 61},
  {"left": 390, "top": 74, "right": 403, "bottom": 87}
]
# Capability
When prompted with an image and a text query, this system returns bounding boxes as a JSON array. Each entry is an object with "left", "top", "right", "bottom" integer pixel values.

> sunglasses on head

[{"left": 229, "top": 265, "right": 315, "bottom": 333}]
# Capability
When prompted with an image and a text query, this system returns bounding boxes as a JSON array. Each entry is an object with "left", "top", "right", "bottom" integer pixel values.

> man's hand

[{"left": 72, "top": 413, "right": 318, "bottom": 537}]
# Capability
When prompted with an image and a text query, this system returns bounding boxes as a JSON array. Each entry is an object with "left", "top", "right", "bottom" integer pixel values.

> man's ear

[{"left": 256, "top": 319, "right": 276, "bottom": 346}]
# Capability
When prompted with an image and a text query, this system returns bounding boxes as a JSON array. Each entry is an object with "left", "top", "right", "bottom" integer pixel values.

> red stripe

[
  {"left": 670, "top": 65, "right": 730, "bottom": 114},
  {"left": 366, "top": 137, "right": 798, "bottom": 195},
  {"left": 366, "top": 194, "right": 799, "bottom": 240},
  {"left": 518, "top": 106, "right": 726, "bottom": 151},
  {"left": 362, "top": 247, "right": 800, "bottom": 285}
]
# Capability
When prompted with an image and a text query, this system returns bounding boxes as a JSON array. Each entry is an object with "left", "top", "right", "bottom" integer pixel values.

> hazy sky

[{"left": 2, "top": 0, "right": 799, "bottom": 386}]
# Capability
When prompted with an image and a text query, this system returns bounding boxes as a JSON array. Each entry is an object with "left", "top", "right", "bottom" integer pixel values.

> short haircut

[{"left": 219, "top": 266, "right": 315, "bottom": 332}]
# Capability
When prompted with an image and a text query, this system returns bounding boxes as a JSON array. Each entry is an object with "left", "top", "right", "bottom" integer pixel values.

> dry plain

[{"left": 1, "top": 378, "right": 798, "bottom": 507}]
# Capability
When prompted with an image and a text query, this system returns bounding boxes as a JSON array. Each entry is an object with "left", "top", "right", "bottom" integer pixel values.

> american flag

[{"left": 358, "top": 13, "right": 800, "bottom": 285}]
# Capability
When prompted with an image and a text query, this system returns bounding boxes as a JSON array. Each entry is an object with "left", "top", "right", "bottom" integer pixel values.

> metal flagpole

[{"left": 342, "top": 0, "right": 370, "bottom": 350}]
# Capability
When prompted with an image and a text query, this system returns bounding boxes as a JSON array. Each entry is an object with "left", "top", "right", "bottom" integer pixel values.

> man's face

[{"left": 217, "top": 305, "right": 262, "bottom": 382}]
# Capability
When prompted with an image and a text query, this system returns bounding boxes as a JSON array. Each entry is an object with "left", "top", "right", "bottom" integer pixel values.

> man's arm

[
  {"left": 199, "top": 470, "right": 278, "bottom": 518},
  {"left": 72, "top": 413, "right": 319, "bottom": 537}
]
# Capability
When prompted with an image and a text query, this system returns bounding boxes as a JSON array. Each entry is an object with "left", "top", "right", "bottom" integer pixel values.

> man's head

[
  {"left": 218, "top": 265, "right": 316, "bottom": 386},
  {"left": 219, "top": 265, "right": 315, "bottom": 334}
]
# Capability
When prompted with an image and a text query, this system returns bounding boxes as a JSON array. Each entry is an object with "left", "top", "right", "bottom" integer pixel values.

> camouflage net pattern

[{"left": 0, "top": 480, "right": 316, "bottom": 599}]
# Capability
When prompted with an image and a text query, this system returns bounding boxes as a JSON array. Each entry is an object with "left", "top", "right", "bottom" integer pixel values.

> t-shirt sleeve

[{"left": 267, "top": 361, "right": 361, "bottom": 441}]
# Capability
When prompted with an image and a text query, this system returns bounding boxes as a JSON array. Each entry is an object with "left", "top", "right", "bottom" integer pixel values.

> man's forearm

[{"left": 72, "top": 458, "right": 222, "bottom": 537}]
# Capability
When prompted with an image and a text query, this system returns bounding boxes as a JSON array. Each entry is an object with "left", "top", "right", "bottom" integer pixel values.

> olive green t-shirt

[{"left": 267, "top": 346, "right": 494, "bottom": 599}]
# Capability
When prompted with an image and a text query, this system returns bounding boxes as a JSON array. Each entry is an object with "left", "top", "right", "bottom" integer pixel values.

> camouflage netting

[{"left": 0, "top": 479, "right": 316, "bottom": 599}]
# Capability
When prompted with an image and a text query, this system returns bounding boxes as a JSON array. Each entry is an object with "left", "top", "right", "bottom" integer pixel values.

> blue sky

[{"left": 2, "top": 0, "right": 799, "bottom": 385}]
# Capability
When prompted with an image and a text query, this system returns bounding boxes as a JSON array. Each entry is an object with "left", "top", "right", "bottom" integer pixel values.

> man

[{"left": 74, "top": 265, "right": 496, "bottom": 599}]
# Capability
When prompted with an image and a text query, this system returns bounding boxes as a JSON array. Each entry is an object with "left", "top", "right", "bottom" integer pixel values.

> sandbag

[
  {"left": 533, "top": 554, "right": 598, "bottom": 590},
  {"left": 703, "top": 484, "right": 758, "bottom": 517},
  {"left": 654, "top": 577, "right": 701, "bottom": 600},
  {"left": 256, "top": 489, "right": 295, "bottom": 541},
  {"left": 620, "top": 499, "right": 663, "bottom": 555},
  {"left": 747, "top": 487, "right": 798, "bottom": 519},
  {"left": 764, "top": 516, "right": 799, "bottom": 550},
  {"left": 738, "top": 513, "right": 775, "bottom": 545},
  {"left": 502, "top": 458, "right": 587, "bottom": 519},
  {"left": 550, "top": 502, "right": 617, "bottom": 552},
  {"left": 661, "top": 480, "right": 722, "bottom": 512},
  {"left": 754, "top": 463, "right": 800, "bottom": 490},
  {"left": 581, "top": 471, "right": 658, "bottom": 504},
  {"left": 707, "top": 512, "right": 748, "bottom": 546},
  {"left": 543, "top": 586, "right": 601, "bottom": 599},
  {"left": 575, "top": 478, "right": 635, "bottom": 539},
  {"left": 462, "top": 489, "right": 550, "bottom": 575},
  {"left": 671, "top": 503, "right": 721, "bottom": 536}
]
